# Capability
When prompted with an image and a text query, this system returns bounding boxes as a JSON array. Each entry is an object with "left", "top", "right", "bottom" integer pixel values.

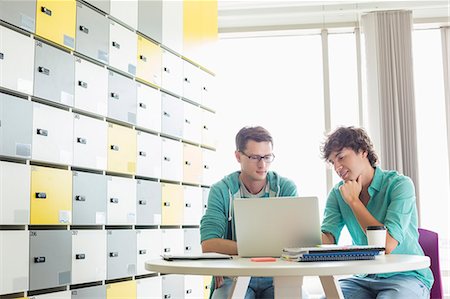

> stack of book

[{"left": 281, "top": 245, "right": 385, "bottom": 262}]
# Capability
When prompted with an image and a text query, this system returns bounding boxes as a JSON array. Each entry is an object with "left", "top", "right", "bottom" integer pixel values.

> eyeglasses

[{"left": 240, "top": 151, "right": 275, "bottom": 163}]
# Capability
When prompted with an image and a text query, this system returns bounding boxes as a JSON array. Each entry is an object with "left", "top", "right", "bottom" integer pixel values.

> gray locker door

[
  {"left": 106, "top": 230, "right": 137, "bottom": 280},
  {"left": 0, "top": 93, "right": 32, "bottom": 158},
  {"left": 76, "top": 2, "right": 109, "bottom": 64},
  {"left": 162, "top": 275, "right": 185, "bottom": 299},
  {"left": 184, "top": 229, "right": 201, "bottom": 255},
  {"left": 72, "top": 285, "right": 106, "bottom": 299},
  {"left": 34, "top": 41, "right": 74, "bottom": 106},
  {"left": 137, "top": 0, "right": 162, "bottom": 43},
  {"left": 136, "top": 180, "right": 162, "bottom": 225},
  {"left": 107, "top": 71, "right": 137, "bottom": 125},
  {"left": 29, "top": 230, "right": 72, "bottom": 290},
  {"left": 84, "top": 0, "right": 110, "bottom": 14},
  {"left": 72, "top": 171, "right": 107, "bottom": 225},
  {"left": 161, "top": 92, "right": 183, "bottom": 138},
  {"left": 0, "top": 0, "right": 36, "bottom": 32}
]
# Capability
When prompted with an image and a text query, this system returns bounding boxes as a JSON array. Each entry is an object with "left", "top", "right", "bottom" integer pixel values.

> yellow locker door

[
  {"left": 107, "top": 123, "right": 137, "bottom": 175},
  {"left": 35, "top": 0, "right": 76, "bottom": 50},
  {"left": 203, "top": 276, "right": 212, "bottom": 299},
  {"left": 30, "top": 166, "right": 72, "bottom": 225},
  {"left": 107, "top": 280, "right": 136, "bottom": 299},
  {"left": 161, "top": 183, "right": 183, "bottom": 225},
  {"left": 137, "top": 35, "right": 162, "bottom": 88},
  {"left": 183, "top": 143, "right": 202, "bottom": 185}
]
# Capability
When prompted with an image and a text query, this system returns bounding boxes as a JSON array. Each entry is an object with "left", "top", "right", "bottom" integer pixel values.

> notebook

[
  {"left": 234, "top": 196, "right": 321, "bottom": 257},
  {"left": 161, "top": 252, "right": 232, "bottom": 261},
  {"left": 282, "top": 245, "right": 385, "bottom": 262}
]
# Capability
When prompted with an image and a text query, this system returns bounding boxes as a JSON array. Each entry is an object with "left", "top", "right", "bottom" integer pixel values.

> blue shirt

[{"left": 321, "top": 167, "right": 434, "bottom": 290}]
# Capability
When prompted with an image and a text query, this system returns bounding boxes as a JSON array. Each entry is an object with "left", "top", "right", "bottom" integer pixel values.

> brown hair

[{"left": 235, "top": 126, "right": 273, "bottom": 152}]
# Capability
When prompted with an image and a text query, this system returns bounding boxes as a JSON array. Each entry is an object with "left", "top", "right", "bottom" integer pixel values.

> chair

[{"left": 418, "top": 228, "right": 443, "bottom": 299}]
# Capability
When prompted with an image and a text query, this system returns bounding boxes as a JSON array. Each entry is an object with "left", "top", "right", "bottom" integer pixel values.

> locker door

[
  {"left": 73, "top": 114, "right": 107, "bottom": 170},
  {"left": 136, "top": 180, "right": 161, "bottom": 225},
  {"left": 109, "top": 21, "right": 137, "bottom": 76},
  {"left": 107, "top": 123, "right": 137, "bottom": 175},
  {"left": 107, "top": 176, "right": 136, "bottom": 225},
  {"left": 182, "top": 60, "right": 202, "bottom": 104},
  {"left": 0, "top": 161, "right": 30, "bottom": 225},
  {"left": 161, "top": 92, "right": 183, "bottom": 138},
  {"left": 75, "top": 2, "right": 109, "bottom": 64},
  {"left": 136, "top": 36, "right": 161, "bottom": 87},
  {"left": 204, "top": 276, "right": 212, "bottom": 299},
  {"left": 136, "top": 276, "right": 162, "bottom": 299},
  {"left": 183, "top": 228, "right": 201, "bottom": 255},
  {"left": 30, "top": 166, "right": 72, "bottom": 225},
  {"left": 0, "top": 25, "right": 34, "bottom": 94},
  {"left": 72, "top": 171, "right": 107, "bottom": 225},
  {"left": 137, "top": 0, "right": 162, "bottom": 43},
  {"left": 202, "top": 187, "right": 210, "bottom": 216},
  {"left": 84, "top": 0, "right": 110, "bottom": 14},
  {"left": 106, "top": 280, "right": 136, "bottom": 299},
  {"left": 32, "top": 102, "right": 73, "bottom": 165},
  {"left": 35, "top": 0, "right": 76, "bottom": 49},
  {"left": 202, "top": 148, "right": 216, "bottom": 186},
  {"left": 136, "top": 83, "right": 161, "bottom": 133},
  {"left": 136, "top": 131, "right": 162, "bottom": 179},
  {"left": 0, "top": 231, "right": 29, "bottom": 295},
  {"left": 183, "top": 186, "right": 202, "bottom": 226},
  {"left": 161, "top": 229, "right": 183, "bottom": 256},
  {"left": 162, "top": 0, "right": 183, "bottom": 54},
  {"left": 161, "top": 137, "right": 182, "bottom": 182},
  {"left": 72, "top": 285, "right": 106, "bottom": 299},
  {"left": 200, "top": 70, "right": 215, "bottom": 110},
  {"left": 33, "top": 291, "right": 71, "bottom": 299},
  {"left": 108, "top": 70, "right": 137, "bottom": 125},
  {"left": 136, "top": 229, "right": 162, "bottom": 275},
  {"left": 106, "top": 230, "right": 137, "bottom": 280},
  {"left": 0, "top": 93, "right": 32, "bottom": 159},
  {"left": 183, "top": 143, "right": 202, "bottom": 185},
  {"left": 110, "top": 0, "right": 138, "bottom": 29},
  {"left": 34, "top": 41, "right": 74, "bottom": 106},
  {"left": 72, "top": 230, "right": 107, "bottom": 284},
  {"left": 184, "top": 275, "right": 203, "bottom": 299},
  {"left": 161, "top": 275, "right": 184, "bottom": 299},
  {"left": 183, "top": 102, "right": 202, "bottom": 144},
  {"left": 0, "top": 0, "right": 36, "bottom": 32},
  {"left": 161, "top": 184, "right": 183, "bottom": 226},
  {"left": 161, "top": 49, "right": 183, "bottom": 96},
  {"left": 74, "top": 57, "right": 108, "bottom": 117},
  {"left": 29, "top": 230, "right": 72, "bottom": 290},
  {"left": 201, "top": 109, "right": 216, "bottom": 148}
]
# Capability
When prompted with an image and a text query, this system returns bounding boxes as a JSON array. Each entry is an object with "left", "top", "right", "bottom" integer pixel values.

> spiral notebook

[{"left": 282, "top": 245, "right": 384, "bottom": 262}]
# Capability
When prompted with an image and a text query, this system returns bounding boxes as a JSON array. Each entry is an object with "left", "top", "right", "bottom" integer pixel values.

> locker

[
  {"left": 161, "top": 49, "right": 183, "bottom": 96},
  {"left": 75, "top": 2, "right": 109, "bottom": 64},
  {"left": 106, "top": 230, "right": 136, "bottom": 280},
  {"left": 184, "top": 228, "right": 201, "bottom": 255},
  {"left": 107, "top": 123, "right": 136, "bottom": 175},
  {"left": 136, "top": 276, "right": 162, "bottom": 299},
  {"left": 74, "top": 56, "right": 109, "bottom": 117},
  {"left": 161, "top": 229, "right": 184, "bottom": 256},
  {"left": 108, "top": 70, "right": 137, "bottom": 125},
  {"left": 161, "top": 92, "right": 183, "bottom": 138},
  {"left": 0, "top": 161, "right": 30, "bottom": 225},
  {"left": 136, "top": 36, "right": 162, "bottom": 87},
  {"left": 0, "top": 93, "right": 32, "bottom": 159},
  {"left": 136, "top": 131, "right": 162, "bottom": 179},
  {"left": 137, "top": 0, "right": 162, "bottom": 43},
  {"left": 201, "top": 109, "right": 217, "bottom": 148},
  {"left": 136, "top": 229, "right": 162, "bottom": 275},
  {"left": 136, "top": 83, "right": 161, "bottom": 133},
  {"left": 202, "top": 187, "right": 210, "bottom": 215},
  {"left": 30, "top": 166, "right": 72, "bottom": 225},
  {"left": 183, "top": 186, "right": 202, "bottom": 226},
  {"left": 203, "top": 276, "right": 212, "bottom": 299},
  {"left": 84, "top": 0, "right": 110, "bottom": 14},
  {"left": 106, "top": 280, "right": 136, "bottom": 299},
  {"left": 32, "top": 290, "right": 71, "bottom": 299},
  {"left": 32, "top": 102, "right": 73, "bottom": 165},
  {"left": 0, "top": 25, "right": 34, "bottom": 94},
  {"left": 110, "top": 0, "right": 138, "bottom": 29},
  {"left": 72, "top": 230, "right": 107, "bottom": 284},
  {"left": 107, "top": 176, "right": 136, "bottom": 225},
  {"left": 72, "top": 171, "right": 107, "bottom": 225},
  {"left": 136, "top": 180, "right": 162, "bottom": 225},
  {"left": 34, "top": 41, "right": 74, "bottom": 106},
  {"left": 182, "top": 60, "right": 202, "bottom": 104},
  {"left": 0, "top": 0, "right": 36, "bottom": 32},
  {"left": 109, "top": 21, "right": 137, "bottom": 76},
  {"left": 184, "top": 275, "right": 203, "bottom": 299},
  {"left": 183, "top": 101, "right": 202, "bottom": 144},
  {"left": 72, "top": 285, "right": 106, "bottom": 299},
  {"left": 183, "top": 143, "right": 202, "bottom": 185},
  {"left": 202, "top": 148, "right": 216, "bottom": 186},
  {"left": 161, "top": 184, "right": 183, "bottom": 226},
  {"left": 73, "top": 113, "right": 107, "bottom": 171},
  {"left": 35, "top": 0, "right": 76, "bottom": 50},
  {"left": 0, "top": 231, "right": 29, "bottom": 295},
  {"left": 200, "top": 70, "right": 215, "bottom": 110},
  {"left": 29, "top": 230, "right": 72, "bottom": 290},
  {"left": 161, "top": 137, "right": 182, "bottom": 182},
  {"left": 162, "top": 0, "right": 183, "bottom": 54},
  {"left": 161, "top": 275, "right": 184, "bottom": 299}
]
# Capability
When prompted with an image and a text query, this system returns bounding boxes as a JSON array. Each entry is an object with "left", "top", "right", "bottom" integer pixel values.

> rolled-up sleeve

[
  {"left": 200, "top": 186, "right": 228, "bottom": 242},
  {"left": 321, "top": 189, "right": 345, "bottom": 243}
]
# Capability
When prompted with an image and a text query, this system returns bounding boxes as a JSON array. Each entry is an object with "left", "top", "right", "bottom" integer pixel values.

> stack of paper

[
  {"left": 281, "top": 245, "right": 385, "bottom": 262},
  {"left": 161, "top": 252, "right": 232, "bottom": 261}
]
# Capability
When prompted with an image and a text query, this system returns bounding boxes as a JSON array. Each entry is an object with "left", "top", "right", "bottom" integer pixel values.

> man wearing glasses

[{"left": 200, "top": 126, "right": 298, "bottom": 299}]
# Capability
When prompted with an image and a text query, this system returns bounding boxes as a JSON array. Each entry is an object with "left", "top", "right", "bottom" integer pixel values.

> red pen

[{"left": 250, "top": 257, "right": 277, "bottom": 262}]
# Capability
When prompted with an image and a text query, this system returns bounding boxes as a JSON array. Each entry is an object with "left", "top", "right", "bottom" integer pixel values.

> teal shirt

[{"left": 321, "top": 167, "right": 434, "bottom": 290}]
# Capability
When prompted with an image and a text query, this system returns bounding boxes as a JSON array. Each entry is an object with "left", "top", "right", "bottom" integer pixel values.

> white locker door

[
  {"left": 161, "top": 0, "right": 183, "bottom": 54},
  {"left": 32, "top": 102, "right": 73, "bottom": 166},
  {"left": 109, "top": 21, "right": 137, "bottom": 76},
  {"left": 183, "top": 102, "right": 201, "bottom": 144},
  {"left": 0, "top": 161, "right": 30, "bottom": 225},
  {"left": 110, "top": 0, "right": 138, "bottom": 29},
  {"left": 182, "top": 60, "right": 201, "bottom": 104},
  {"left": 0, "top": 231, "right": 29, "bottom": 295},
  {"left": 202, "top": 148, "right": 216, "bottom": 187},
  {"left": 74, "top": 57, "right": 108, "bottom": 117},
  {"left": 183, "top": 228, "right": 201, "bottom": 255},
  {"left": 136, "top": 131, "right": 162, "bottom": 179},
  {"left": 202, "top": 187, "right": 210, "bottom": 216},
  {"left": 161, "top": 137, "right": 182, "bottom": 182},
  {"left": 200, "top": 70, "right": 215, "bottom": 111},
  {"left": 184, "top": 275, "right": 203, "bottom": 299},
  {"left": 136, "top": 83, "right": 161, "bottom": 133},
  {"left": 161, "top": 49, "right": 182, "bottom": 96},
  {"left": 72, "top": 230, "right": 107, "bottom": 284},
  {"left": 136, "top": 276, "right": 162, "bottom": 299},
  {"left": 161, "top": 229, "right": 184, "bottom": 256},
  {"left": 136, "top": 229, "right": 162, "bottom": 275},
  {"left": 33, "top": 291, "right": 71, "bottom": 299},
  {"left": 73, "top": 114, "right": 107, "bottom": 171},
  {"left": 107, "top": 176, "right": 136, "bottom": 225},
  {"left": 183, "top": 186, "right": 202, "bottom": 226},
  {"left": 0, "top": 25, "right": 34, "bottom": 95},
  {"left": 201, "top": 109, "right": 216, "bottom": 149}
]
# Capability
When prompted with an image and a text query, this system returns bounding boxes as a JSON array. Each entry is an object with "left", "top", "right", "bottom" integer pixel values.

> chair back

[{"left": 418, "top": 228, "right": 443, "bottom": 299}]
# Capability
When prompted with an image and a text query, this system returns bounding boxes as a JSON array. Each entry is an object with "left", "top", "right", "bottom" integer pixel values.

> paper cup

[{"left": 366, "top": 225, "right": 386, "bottom": 249}]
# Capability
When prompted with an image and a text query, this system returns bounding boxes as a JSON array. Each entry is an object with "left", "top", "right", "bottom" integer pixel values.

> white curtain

[{"left": 442, "top": 26, "right": 450, "bottom": 188}]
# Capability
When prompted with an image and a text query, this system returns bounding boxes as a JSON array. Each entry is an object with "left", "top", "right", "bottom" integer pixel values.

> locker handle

[
  {"left": 34, "top": 256, "right": 46, "bottom": 263},
  {"left": 139, "top": 151, "right": 146, "bottom": 157},
  {"left": 75, "top": 195, "right": 86, "bottom": 202},
  {"left": 139, "top": 55, "right": 147, "bottom": 62},
  {"left": 77, "top": 137, "right": 87, "bottom": 144},
  {"left": 37, "top": 128, "right": 48, "bottom": 136},
  {"left": 112, "top": 41, "right": 120, "bottom": 49},
  {"left": 110, "top": 198, "right": 119, "bottom": 204},
  {"left": 35, "top": 192, "right": 47, "bottom": 199},
  {"left": 139, "top": 102, "right": 147, "bottom": 109},
  {"left": 79, "top": 25, "right": 89, "bottom": 34},
  {"left": 184, "top": 77, "right": 190, "bottom": 84},
  {"left": 41, "top": 6, "right": 52, "bottom": 16},
  {"left": 78, "top": 80, "right": 88, "bottom": 88},
  {"left": 203, "top": 86, "right": 208, "bottom": 91},
  {"left": 109, "top": 252, "right": 119, "bottom": 257},
  {"left": 0, "top": 52, "right": 4, "bottom": 60},
  {"left": 185, "top": 161, "right": 191, "bottom": 166},
  {"left": 110, "top": 92, "right": 119, "bottom": 99},
  {"left": 163, "top": 156, "right": 171, "bottom": 162},
  {"left": 163, "top": 111, "right": 171, "bottom": 118},
  {"left": 185, "top": 246, "right": 191, "bottom": 251},
  {"left": 164, "top": 248, "right": 170, "bottom": 253},
  {"left": 139, "top": 249, "right": 147, "bottom": 255},
  {"left": 203, "top": 125, "right": 209, "bottom": 130},
  {"left": 163, "top": 202, "right": 170, "bottom": 207},
  {"left": 110, "top": 145, "right": 119, "bottom": 151},
  {"left": 186, "top": 289, "right": 192, "bottom": 294},
  {"left": 75, "top": 254, "right": 86, "bottom": 260},
  {"left": 163, "top": 67, "right": 170, "bottom": 74},
  {"left": 38, "top": 66, "right": 50, "bottom": 75},
  {"left": 185, "top": 203, "right": 191, "bottom": 208},
  {"left": 139, "top": 200, "right": 147, "bottom": 205},
  {"left": 164, "top": 295, "right": 171, "bottom": 299},
  {"left": 204, "top": 165, "right": 210, "bottom": 170},
  {"left": 204, "top": 204, "right": 207, "bottom": 208},
  {"left": 184, "top": 119, "right": 191, "bottom": 124}
]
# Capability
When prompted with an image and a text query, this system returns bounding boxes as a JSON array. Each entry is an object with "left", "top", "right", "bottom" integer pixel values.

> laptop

[{"left": 234, "top": 196, "right": 321, "bottom": 257}]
